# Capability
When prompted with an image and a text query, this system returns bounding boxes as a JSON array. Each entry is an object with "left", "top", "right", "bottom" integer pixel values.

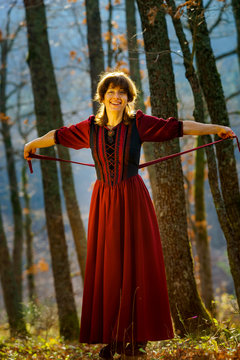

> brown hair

[{"left": 94, "top": 71, "right": 138, "bottom": 126}]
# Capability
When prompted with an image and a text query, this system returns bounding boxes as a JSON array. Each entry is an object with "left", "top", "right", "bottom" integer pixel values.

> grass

[{"left": 0, "top": 293, "right": 239, "bottom": 359}]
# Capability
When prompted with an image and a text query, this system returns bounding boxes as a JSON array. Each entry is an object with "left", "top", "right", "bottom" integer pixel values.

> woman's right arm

[{"left": 24, "top": 130, "right": 56, "bottom": 160}]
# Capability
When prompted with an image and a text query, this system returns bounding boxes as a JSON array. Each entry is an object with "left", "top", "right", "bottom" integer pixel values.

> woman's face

[{"left": 103, "top": 83, "right": 128, "bottom": 115}]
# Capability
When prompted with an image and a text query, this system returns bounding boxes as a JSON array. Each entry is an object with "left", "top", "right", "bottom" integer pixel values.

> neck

[{"left": 106, "top": 110, "right": 124, "bottom": 127}]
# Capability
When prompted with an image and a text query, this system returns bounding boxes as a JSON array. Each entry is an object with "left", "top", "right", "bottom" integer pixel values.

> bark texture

[
  {"left": 85, "top": 0, "right": 105, "bottom": 113},
  {"left": 188, "top": 0, "right": 240, "bottom": 309},
  {"left": 136, "top": 0, "right": 212, "bottom": 335},
  {"left": 166, "top": 0, "right": 215, "bottom": 314},
  {"left": 25, "top": 0, "right": 87, "bottom": 282},
  {"left": 0, "top": 24, "right": 24, "bottom": 303},
  {"left": 24, "top": 0, "right": 79, "bottom": 340}
]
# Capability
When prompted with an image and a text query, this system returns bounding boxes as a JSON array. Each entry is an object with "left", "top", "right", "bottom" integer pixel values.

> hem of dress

[{"left": 79, "top": 334, "right": 175, "bottom": 344}]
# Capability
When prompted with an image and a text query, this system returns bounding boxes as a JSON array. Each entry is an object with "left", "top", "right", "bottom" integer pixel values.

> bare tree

[
  {"left": 23, "top": 0, "right": 79, "bottom": 340},
  {"left": 188, "top": 0, "right": 240, "bottom": 309},
  {"left": 136, "top": 0, "right": 212, "bottom": 335},
  {"left": 85, "top": 0, "right": 105, "bottom": 113},
  {"left": 0, "top": 1, "right": 24, "bottom": 302}
]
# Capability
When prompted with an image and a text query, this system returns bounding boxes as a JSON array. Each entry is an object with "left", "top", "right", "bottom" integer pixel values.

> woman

[{"left": 24, "top": 71, "right": 235, "bottom": 359}]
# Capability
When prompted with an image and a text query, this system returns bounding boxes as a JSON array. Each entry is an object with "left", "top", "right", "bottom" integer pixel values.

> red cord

[{"left": 27, "top": 136, "right": 239, "bottom": 174}]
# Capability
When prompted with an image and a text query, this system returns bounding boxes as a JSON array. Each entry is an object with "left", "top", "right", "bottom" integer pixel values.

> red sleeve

[
  {"left": 54, "top": 118, "right": 91, "bottom": 149},
  {"left": 136, "top": 110, "right": 183, "bottom": 142}
]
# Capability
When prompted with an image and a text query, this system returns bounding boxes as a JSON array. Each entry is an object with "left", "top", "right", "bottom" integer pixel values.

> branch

[
  {"left": 6, "top": 101, "right": 34, "bottom": 111},
  {"left": 6, "top": 81, "right": 27, "bottom": 100},
  {"left": 7, "top": 23, "right": 24, "bottom": 53},
  {"left": 208, "top": 1, "right": 229, "bottom": 34},
  {"left": 228, "top": 111, "right": 240, "bottom": 116},
  {"left": 215, "top": 49, "right": 237, "bottom": 61},
  {"left": 226, "top": 90, "right": 240, "bottom": 102},
  {"left": 204, "top": 0, "right": 213, "bottom": 10}
]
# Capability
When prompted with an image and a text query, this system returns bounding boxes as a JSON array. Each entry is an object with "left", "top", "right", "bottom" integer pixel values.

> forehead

[{"left": 107, "top": 83, "right": 126, "bottom": 90}]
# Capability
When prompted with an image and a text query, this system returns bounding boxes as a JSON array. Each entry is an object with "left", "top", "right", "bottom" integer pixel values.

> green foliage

[
  {"left": 0, "top": 295, "right": 239, "bottom": 359},
  {"left": 0, "top": 325, "right": 239, "bottom": 359}
]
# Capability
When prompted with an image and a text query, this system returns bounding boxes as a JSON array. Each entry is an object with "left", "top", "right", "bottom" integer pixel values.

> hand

[
  {"left": 217, "top": 126, "right": 235, "bottom": 139},
  {"left": 24, "top": 142, "right": 36, "bottom": 160}
]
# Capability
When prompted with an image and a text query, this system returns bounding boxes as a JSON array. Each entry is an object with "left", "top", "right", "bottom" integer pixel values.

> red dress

[{"left": 55, "top": 110, "right": 183, "bottom": 344}]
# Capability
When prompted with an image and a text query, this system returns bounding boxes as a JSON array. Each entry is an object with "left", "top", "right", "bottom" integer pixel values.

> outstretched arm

[
  {"left": 24, "top": 130, "right": 56, "bottom": 160},
  {"left": 183, "top": 121, "right": 235, "bottom": 138}
]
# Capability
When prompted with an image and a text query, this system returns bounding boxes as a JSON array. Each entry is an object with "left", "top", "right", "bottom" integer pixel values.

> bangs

[
  {"left": 104, "top": 76, "right": 130, "bottom": 93},
  {"left": 96, "top": 72, "right": 137, "bottom": 103}
]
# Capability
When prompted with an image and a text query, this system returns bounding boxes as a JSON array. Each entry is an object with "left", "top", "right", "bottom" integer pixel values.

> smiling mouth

[{"left": 110, "top": 102, "right": 121, "bottom": 105}]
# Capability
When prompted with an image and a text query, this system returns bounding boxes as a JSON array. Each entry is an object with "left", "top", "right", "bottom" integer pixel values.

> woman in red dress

[{"left": 24, "top": 71, "right": 235, "bottom": 359}]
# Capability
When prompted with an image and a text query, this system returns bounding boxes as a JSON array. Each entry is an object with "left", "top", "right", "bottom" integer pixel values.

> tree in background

[
  {"left": 85, "top": 0, "right": 105, "bottom": 113},
  {"left": 136, "top": 0, "right": 212, "bottom": 335},
  {"left": 188, "top": 0, "right": 240, "bottom": 309},
  {"left": 23, "top": 0, "right": 79, "bottom": 340},
  {"left": 231, "top": 0, "right": 240, "bottom": 71},
  {"left": 165, "top": 0, "right": 215, "bottom": 313},
  {"left": 125, "top": 0, "right": 156, "bottom": 183},
  {"left": 0, "top": 2, "right": 24, "bottom": 303},
  {"left": 0, "top": 204, "right": 27, "bottom": 336}
]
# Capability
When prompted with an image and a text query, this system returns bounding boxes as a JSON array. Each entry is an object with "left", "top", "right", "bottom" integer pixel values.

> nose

[{"left": 113, "top": 91, "right": 120, "bottom": 98}]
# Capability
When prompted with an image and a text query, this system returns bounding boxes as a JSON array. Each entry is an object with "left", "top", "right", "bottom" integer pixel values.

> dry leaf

[
  {"left": 69, "top": 50, "right": 76, "bottom": 60},
  {"left": 144, "top": 96, "right": 151, "bottom": 109}
]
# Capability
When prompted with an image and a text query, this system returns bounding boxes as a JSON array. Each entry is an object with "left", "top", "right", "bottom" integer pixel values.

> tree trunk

[
  {"left": 0, "top": 204, "right": 26, "bottom": 337},
  {"left": 24, "top": 0, "right": 79, "bottom": 340},
  {"left": 194, "top": 138, "right": 214, "bottom": 313},
  {"left": 85, "top": 0, "right": 105, "bottom": 113},
  {"left": 22, "top": 164, "right": 37, "bottom": 303},
  {"left": 136, "top": 0, "right": 212, "bottom": 335},
  {"left": 107, "top": 0, "right": 113, "bottom": 68},
  {"left": 166, "top": 0, "right": 215, "bottom": 314},
  {"left": 231, "top": 0, "right": 240, "bottom": 70},
  {"left": 188, "top": 0, "right": 240, "bottom": 309},
  {"left": 125, "top": 0, "right": 157, "bottom": 196},
  {"left": 0, "top": 35, "right": 24, "bottom": 303},
  {"left": 25, "top": 0, "right": 87, "bottom": 282}
]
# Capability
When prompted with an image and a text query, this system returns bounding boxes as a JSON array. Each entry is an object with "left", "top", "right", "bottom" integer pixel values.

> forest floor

[
  {"left": 0, "top": 326, "right": 240, "bottom": 359},
  {"left": 0, "top": 294, "right": 239, "bottom": 359}
]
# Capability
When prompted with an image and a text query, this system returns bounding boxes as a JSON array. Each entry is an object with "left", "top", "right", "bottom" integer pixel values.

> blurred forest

[{"left": 0, "top": 0, "right": 240, "bottom": 344}]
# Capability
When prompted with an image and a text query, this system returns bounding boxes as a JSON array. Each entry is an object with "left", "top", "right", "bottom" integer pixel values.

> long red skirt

[{"left": 79, "top": 174, "right": 174, "bottom": 344}]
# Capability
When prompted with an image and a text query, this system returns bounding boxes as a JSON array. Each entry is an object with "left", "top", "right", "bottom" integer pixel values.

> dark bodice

[
  {"left": 90, "top": 118, "right": 141, "bottom": 186},
  {"left": 54, "top": 110, "right": 183, "bottom": 185}
]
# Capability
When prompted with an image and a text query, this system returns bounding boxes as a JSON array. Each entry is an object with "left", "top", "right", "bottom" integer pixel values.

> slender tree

[
  {"left": 23, "top": 0, "right": 79, "bottom": 340},
  {"left": 0, "top": 3, "right": 24, "bottom": 302},
  {"left": 85, "top": 0, "right": 105, "bottom": 112},
  {"left": 231, "top": 0, "right": 240, "bottom": 71},
  {"left": 188, "top": 0, "right": 240, "bottom": 309},
  {"left": 16, "top": 66, "right": 37, "bottom": 302},
  {"left": 21, "top": 164, "right": 37, "bottom": 302},
  {"left": 136, "top": 0, "right": 212, "bottom": 335},
  {"left": 125, "top": 0, "right": 157, "bottom": 199},
  {"left": 107, "top": 0, "right": 113, "bottom": 68},
  {"left": 0, "top": 204, "right": 27, "bottom": 336},
  {"left": 194, "top": 138, "right": 214, "bottom": 313}
]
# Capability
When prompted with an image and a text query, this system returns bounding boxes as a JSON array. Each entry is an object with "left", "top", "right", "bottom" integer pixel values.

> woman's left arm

[{"left": 183, "top": 121, "right": 235, "bottom": 139}]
